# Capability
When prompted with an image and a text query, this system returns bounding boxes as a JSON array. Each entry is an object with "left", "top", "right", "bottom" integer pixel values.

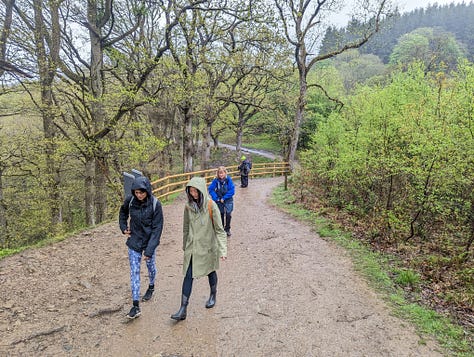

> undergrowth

[{"left": 270, "top": 184, "right": 474, "bottom": 357}]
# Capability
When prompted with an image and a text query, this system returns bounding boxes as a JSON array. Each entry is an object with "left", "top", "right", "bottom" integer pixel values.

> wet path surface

[{"left": 0, "top": 177, "right": 443, "bottom": 356}]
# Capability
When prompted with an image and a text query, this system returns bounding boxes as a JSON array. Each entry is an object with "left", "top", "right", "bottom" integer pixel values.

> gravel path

[{"left": 0, "top": 177, "right": 444, "bottom": 356}]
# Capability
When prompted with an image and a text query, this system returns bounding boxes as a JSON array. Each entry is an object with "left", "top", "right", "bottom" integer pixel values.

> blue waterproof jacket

[
  {"left": 208, "top": 175, "right": 235, "bottom": 214},
  {"left": 119, "top": 176, "right": 164, "bottom": 257}
]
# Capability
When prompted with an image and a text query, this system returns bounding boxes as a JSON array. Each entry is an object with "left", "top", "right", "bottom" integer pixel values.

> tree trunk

[
  {"left": 467, "top": 193, "right": 474, "bottom": 253},
  {"left": 201, "top": 123, "right": 212, "bottom": 170},
  {"left": 0, "top": 0, "right": 14, "bottom": 77},
  {"left": 235, "top": 106, "right": 245, "bottom": 153},
  {"left": 236, "top": 126, "right": 243, "bottom": 153},
  {"left": 88, "top": 1, "right": 108, "bottom": 224},
  {"left": 0, "top": 168, "right": 6, "bottom": 247},
  {"left": 183, "top": 105, "right": 194, "bottom": 172},
  {"left": 85, "top": 157, "right": 96, "bottom": 226},
  {"left": 288, "top": 74, "right": 307, "bottom": 168},
  {"left": 95, "top": 155, "right": 108, "bottom": 223},
  {"left": 33, "top": 0, "right": 62, "bottom": 229},
  {"left": 212, "top": 135, "right": 219, "bottom": 148}
]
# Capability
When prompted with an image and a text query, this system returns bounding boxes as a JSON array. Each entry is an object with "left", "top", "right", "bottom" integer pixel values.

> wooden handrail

[{"left": 151, "top": 162, "right": 291, "bottom": 201}]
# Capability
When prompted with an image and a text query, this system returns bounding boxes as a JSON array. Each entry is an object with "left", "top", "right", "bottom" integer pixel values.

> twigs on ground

[
  {"left": 11, "top": 325, "right": 67, "bottom": 345},
  {"left": 88, "top": 306, "right": 122, "bottom": 318}
]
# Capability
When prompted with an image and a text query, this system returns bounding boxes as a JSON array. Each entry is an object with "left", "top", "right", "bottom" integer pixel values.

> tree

[
  {"left": 5, "top": 1, "right": 64, "bottom": 234},
  {"left": 227, "top": 70, "right": 279, "bottom": 153},
  {"left": 0, "top": 130, "right": 10, "bottom": 244},
  {"left": 167, "top": 0, "right": 284, "bottom": 171},
  {"left": 330, "top": 49, "right": 386, "bottom": 93},
  {"left": 222, "top": 9, "right": 290, "bottom": 156},
  {"left": 11, "top": 0, "right": 206, "bottom": 225},
  {"left": 0, "top": 0, "right": 31, "bottom": 78},
  {"left": 0, "top": 117, "right": 45, "bottom": 248},
  {"left": 274, "top": 0, "right": 394, "bottom": 167},
  {"left": 389, "top": 27, "right": 466, "bottom": 72}
]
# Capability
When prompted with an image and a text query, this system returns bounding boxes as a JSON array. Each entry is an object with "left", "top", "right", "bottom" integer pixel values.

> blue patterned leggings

[{"left": 128, "top": 248, "right": 156, "bottom": 301}]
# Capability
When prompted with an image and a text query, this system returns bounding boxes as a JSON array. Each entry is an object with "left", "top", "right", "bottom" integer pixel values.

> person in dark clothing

[
  {"left": 238, "top": 155, "right": 252, "bottom": 188},
  {"left": 119, "top": 175, "right": 164, "bottom": 319},
  {"left": 208, "top": 166, "right": 235, "bottom": 237}
]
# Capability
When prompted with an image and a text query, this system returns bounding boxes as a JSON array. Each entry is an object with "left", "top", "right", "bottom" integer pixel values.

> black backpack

[{"left": 242, "top": 161, "right": 251, "bottom": 175}]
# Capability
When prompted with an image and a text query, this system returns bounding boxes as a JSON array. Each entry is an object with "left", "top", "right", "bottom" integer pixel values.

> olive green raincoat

[{"left": 182, "top": 177, "right": 227, "bottom": 278}]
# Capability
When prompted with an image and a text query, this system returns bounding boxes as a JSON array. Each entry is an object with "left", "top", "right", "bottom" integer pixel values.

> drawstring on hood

[{"left": 190, "top": 201, "right": 200, "bottom": 213}]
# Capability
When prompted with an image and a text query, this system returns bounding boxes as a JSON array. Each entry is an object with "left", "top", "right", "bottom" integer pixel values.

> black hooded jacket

[{"left": 119, "top": 176, "right": 164, "bottom": 257}]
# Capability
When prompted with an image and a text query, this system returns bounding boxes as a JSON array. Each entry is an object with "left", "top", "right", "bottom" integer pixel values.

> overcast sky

[
  {"left": 398, "top": 0, "right": 469, "bottom": 12},
  {"left": 331, "top": 0, "right": 469, "bottom": 27}
]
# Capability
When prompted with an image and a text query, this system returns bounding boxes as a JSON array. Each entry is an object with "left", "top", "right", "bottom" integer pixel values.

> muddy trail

[{"left": 0, "top": 177, "right": 444, "bottom": 356}]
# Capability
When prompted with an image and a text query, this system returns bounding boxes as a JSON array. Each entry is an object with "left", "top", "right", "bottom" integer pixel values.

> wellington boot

[
  {"left": 205, "top": 285, "right": 217, "bottom": 308},
  {"left": 171, "top": 295, "right": 189, "bottom": 321}
]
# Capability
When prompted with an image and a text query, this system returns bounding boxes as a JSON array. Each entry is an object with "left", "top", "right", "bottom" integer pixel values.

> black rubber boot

[
  {"left": 171, "top": 295, "right": 189, "bottom": 320},
  {"left": 205, "top": 285, "right": 217, "bottom": 308}
]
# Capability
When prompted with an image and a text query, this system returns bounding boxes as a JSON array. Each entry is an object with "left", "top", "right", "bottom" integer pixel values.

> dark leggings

[
  {"left": 182, "top": 257, "right": 217, "bottom": 297},
  {"left": 241, "top": 175, "right": 249, "bottom": 187},
  {"left": 220, "top": 211, "right": 232, "bottom": 232}
]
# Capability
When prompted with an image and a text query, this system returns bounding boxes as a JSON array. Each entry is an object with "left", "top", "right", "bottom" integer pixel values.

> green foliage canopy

[
  {"left": 296, "top": 61, "right": 474, "bottom": 308},
  {"left": 389, "top": 27, "right": 466, "bottom": 72}
]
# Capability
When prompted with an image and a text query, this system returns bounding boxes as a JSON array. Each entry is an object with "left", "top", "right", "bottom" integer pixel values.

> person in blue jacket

[
  {"left": 119, "top": 175, "right": 164, "bottom": 319},
  {"left": 208, "top": 166, "right": 235, "bottom": 237}
]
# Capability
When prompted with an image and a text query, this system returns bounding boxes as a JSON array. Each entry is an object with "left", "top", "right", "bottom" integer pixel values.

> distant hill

[{"left": 320, "top": 2, "right": 474, "bottom": 63}]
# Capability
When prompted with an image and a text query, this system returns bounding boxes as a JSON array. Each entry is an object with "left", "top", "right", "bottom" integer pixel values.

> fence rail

[{"left": 151, "top": 162, "right": 291, "bottom": 201}]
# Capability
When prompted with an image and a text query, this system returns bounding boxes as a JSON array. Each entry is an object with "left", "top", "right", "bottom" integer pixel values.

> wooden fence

[{"left": 151, "top": 162, "right": 291, "bottom": 201}]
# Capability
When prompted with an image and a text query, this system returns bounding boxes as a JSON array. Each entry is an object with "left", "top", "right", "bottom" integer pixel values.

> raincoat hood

[
  {"left": 185, "top": 177, "right": 209, "bottom": 208},
  {"left": 131, "top": 175, "right": 153, "bottom": 199}
]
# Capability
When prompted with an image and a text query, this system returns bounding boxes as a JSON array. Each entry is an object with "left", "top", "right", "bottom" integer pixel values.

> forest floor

[{"left": 0, "top": 177, "right": 446, "bottom": 356}]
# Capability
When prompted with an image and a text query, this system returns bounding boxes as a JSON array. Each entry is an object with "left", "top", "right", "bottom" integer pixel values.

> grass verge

[
  {"left": 270, "top": 184, "right": 473, "bottom": 357},
  {"left": 0, "top": 226, "right": 89, "bottom": 260},
  {"left": 0, "top": 193, "right": 181, "bottom": 261}
]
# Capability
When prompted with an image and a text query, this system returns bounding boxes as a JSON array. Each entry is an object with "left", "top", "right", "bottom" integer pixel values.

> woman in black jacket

[{"left": 119, "top": 175, "right": 164, "bottom": 319}]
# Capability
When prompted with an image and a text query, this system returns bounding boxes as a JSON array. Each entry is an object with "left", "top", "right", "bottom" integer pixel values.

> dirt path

[{"left": 0, "top": 177, "right": 444, "bottom": 356}]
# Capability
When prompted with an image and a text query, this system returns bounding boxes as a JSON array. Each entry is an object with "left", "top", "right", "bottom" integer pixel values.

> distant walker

[{"left": 238, "top": 155, "right": 252, "bottom": 188}]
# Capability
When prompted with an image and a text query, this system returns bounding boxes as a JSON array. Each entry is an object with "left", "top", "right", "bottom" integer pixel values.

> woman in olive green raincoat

[{"left": 171, "top": 177, "right": 227, "bottom": 321}]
